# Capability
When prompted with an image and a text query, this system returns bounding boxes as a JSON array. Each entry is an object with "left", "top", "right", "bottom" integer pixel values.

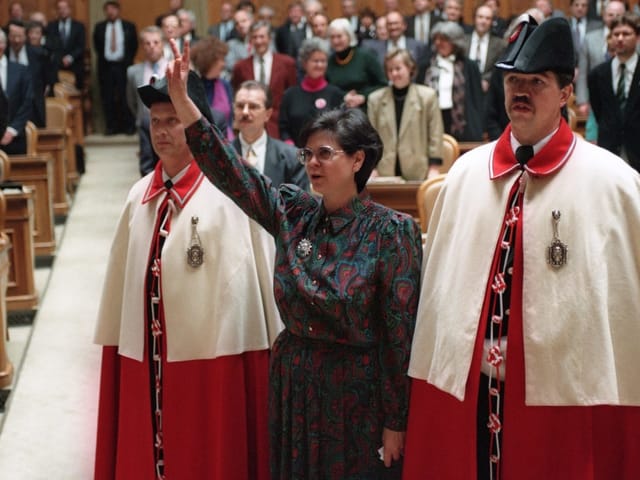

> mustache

[{"left": 511, "top": 95, "right": 531, "bottom": 105}]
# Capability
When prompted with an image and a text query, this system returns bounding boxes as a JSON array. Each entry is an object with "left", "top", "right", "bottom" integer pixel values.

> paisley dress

[{"left": 185, "top": 118, "right": 422, "bottom": 480}]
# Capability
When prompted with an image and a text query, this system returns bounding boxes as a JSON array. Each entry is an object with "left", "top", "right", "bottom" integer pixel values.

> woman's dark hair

[{"left": 298, "top": 108, "right": 383, "bottom": 192}]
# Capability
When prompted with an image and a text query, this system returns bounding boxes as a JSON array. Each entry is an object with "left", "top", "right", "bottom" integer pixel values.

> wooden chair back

[
  {"left": 0, "top": 150, "right": 10, "bottom": 182},
  {"left": 417, "top": 174, "right": 447, "bottom": 233},
  {"left": 441, "top": 133, "right": 460, "bottom": 174},
  {"left": 57, "top": 70, "right": 76, "bottom": 87},
  {"left": 25, "top": 121, "right": 38, "bottom": 155}
]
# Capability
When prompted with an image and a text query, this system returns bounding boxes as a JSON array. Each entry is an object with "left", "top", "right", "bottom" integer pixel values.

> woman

[
  {"left": 279, "top": 38, "right": 345, "bottom": 147},
  {"left": 190, "top": 36, "right": 234, "bottom": 139},
  {"left": 368, "top": 49, "right": 444, "bottom": 180},
  {"left": 166, "top": 40, "right": 422, "bottom": 480},
  {"left": 418, "top": 21, "right": 484, "bottom": 142},
  {"left": 326, "top": 18, "right": 387, "bottom": 110}
]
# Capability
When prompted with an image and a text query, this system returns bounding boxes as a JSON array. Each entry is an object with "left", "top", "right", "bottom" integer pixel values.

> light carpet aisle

[{"left": 0, "top": 140, "right": 138, "bottom": 478}]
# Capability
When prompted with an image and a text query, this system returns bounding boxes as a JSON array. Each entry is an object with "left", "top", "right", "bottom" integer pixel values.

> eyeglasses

[{"left": 297, "top": 145, "right": 345, "bottom": 164}]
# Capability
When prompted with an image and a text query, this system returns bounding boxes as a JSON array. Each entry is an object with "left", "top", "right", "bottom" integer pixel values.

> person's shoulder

[
  {"left": 411, "top": 83, "right": 438, "bottom": 98},
  {"left": 269, "top": 136, "right": 297, "bottom": 155},
  {"left": 273, "top": 52, "right": 296, "bottom": 66},
  {"left": 367, "top": 85, "right": 389, "bottom": 102},
  {"left": 366, "top": 198, "right": 420, "bottom": 232}
]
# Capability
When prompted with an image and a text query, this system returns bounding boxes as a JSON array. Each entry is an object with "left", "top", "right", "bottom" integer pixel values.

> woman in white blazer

[{"left": 367, "top": 49, "right": 444, "bottom": 180}]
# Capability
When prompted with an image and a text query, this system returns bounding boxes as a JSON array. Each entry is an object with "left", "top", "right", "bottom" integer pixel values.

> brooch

[
  {"left": 186, "top": 216, "right": 204, "bottom": 267},
  {"left": 547, "top": 210, "right": 567, "bottom": 269},
  {"left": 296, "top": 238, "right": 312, "bottom": 259}
]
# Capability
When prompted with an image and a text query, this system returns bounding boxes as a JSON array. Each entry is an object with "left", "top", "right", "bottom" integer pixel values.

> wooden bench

[
  {"left": 36, "top": 127, "right": 69, "bottom": 217},
  {"left": 47, "top": 97, "right": 79, "bottom": 193},
  {"left": 3, "top": 153, "right": 56, "bottom": 257},
  {"left": 0, "top": 158, "right": 14, "bottom": 388},
  {"left": 2, "top": 187, "right": 38, "bottom": 313}
]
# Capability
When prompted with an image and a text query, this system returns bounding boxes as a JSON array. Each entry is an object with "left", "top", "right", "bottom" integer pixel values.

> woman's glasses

[{"left": 297, "top": 145, "right": 345, "bottom": 165}]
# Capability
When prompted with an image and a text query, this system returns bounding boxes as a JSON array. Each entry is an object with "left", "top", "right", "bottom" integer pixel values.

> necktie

[
  {"left": 110, "top": 23, "right": 117, "bottom": 53},
  {"left": 515, "top": 145, "right": 534, "bottom": 168},
  {"left": 60, "top": 21, "right": 67, "bottom": 46},
  {"left": 246, "top": 146, "right": 258, "bottom": 166},
  {"left": 418, "top": 16, "right": 425, "bottom": 43},
  {"left": 258, "top": 56, "right": 266, "bottom": 85},
  {"left": 616, "top": 63, "right": 626, "bottom": 110},
  {"left": 475, "top": 39, "right": 483, "bottom": 72},
  {"left": 573, "top": 18, "right": 581, "bottom": 49}
]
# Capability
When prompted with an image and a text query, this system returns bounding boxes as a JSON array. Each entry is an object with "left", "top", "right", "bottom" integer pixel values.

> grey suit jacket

[
  {"left": 233, "top": 136, "right": 309, "bottom": 190},
  {"left": 224, "top": 39, "right": 250, "bottom": 80},
  {"left": 576, "top": 28, "right": 607, "bottom": 105},
  {"left": 126, "top": 62, "right": 147, "bottom": 125}
]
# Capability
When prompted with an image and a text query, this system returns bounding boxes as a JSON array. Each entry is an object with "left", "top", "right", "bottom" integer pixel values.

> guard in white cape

[{"left": 403, "top": 15, "right": 640, "bottom": 480}]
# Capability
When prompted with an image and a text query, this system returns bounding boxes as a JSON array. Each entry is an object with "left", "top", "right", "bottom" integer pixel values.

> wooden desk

[
  {"left": 8, "top": 154, "right": 56, "bottom": 256},
  {"left": 3, "top": 188, "right": 38, "bottom": 312},
  {"left": 367, "top": 181, "right": 422, "bottom": 221},
  {"left": 36, "top": 128, "right": 69, "bottom": 216}
]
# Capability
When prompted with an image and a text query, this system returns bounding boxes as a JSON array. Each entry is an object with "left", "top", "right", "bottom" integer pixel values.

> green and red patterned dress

[{"left": 186, "top": 118, "right": 422, "bottom": 480}]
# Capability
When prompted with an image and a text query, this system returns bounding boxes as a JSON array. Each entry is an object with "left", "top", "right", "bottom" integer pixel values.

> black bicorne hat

[
  {"left": 495, "top": 16, "right": 575, "bottom": 75},
  {"left": 137, "top": 70, "right": 214, "bottom": 123}
]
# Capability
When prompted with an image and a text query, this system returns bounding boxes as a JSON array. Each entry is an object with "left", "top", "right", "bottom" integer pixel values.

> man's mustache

[{"left": 511, "top": 95, "right": 531, "bottom": 105}]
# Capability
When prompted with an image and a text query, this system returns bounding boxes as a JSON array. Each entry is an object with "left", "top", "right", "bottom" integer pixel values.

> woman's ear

[{"left": 353, "top": 150, "right": 365, "bottom": 173}]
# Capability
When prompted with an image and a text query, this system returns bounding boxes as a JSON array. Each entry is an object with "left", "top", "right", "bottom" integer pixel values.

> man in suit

[
  {"left": 463, "top": 4, "right": 507, "bottom": 92},
  {"left": 233, "top": 80, "right": 308, "bottom": 189},
  {"left": 208, "top": 2, "right": 236, "bottom": 41},
  {"left": 363, "top": 11, "right": 426, "bottom": 67},
  {"left": 340, "top": 0, "right": 360, "bottom": 36},
  {"left": 94, "top": 1, "right": 137, "bottom": 135},
  {"left": 275, "top": 2, "right": 307, "bottom": 61},
  {"left": 177, "top": 9, "right": 198, "bottom": 45},
  {"left": 406, "top": 0, "right": 441, "bottom": 48},
  {"left": 444, "top": 0, "right": 473, "bottom": 33},
  {"left": 568, "top": 0, "right": 602, "bottom": 55},
  {"left": 46, "top": 0, "right": 85, "bottom": 90},
  {"left": 0, "top": 29, "right": 33, "bottom": 155},
  {"left": 127, "top": 26, "right": 167, "bottom": 176},
  {"left": 224, "top": 8, "right": 253, "bottom": 78},
  {"left": 588, "top": 12, "right": 640, "bottom": 171},
  {"left": 575, "top": 0, "right": 626, "bottom": 115},
  {"left": 484, "top": 0, "right": 509, "bottom": 38},
  {"left": 7, "top": 20, "right": 54, "bottom": 128},
  {"left": 232, "top": 21, "right": 297, "bottom": 139}
]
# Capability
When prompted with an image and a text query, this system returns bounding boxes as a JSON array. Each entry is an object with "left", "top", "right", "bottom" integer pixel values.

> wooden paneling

[{"left": 367, "top": 181, "right": 422, "bottom": 220}]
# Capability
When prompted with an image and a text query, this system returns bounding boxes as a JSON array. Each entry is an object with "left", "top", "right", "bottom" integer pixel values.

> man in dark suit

[
  {"left": 232, "top": 80, "right": 308, "bottom": 189},
  {"left": 275, "top": 2, "right": 307, "bottom": 61},
  {"left": 232, "top": 21, "right": 297, "bottom": 139},
  {"left": 207, "top": 1, "right": 236, "bottom": 41},
  {"left": 46, "top": 0, "right": 85, "bottom": 90},
  {"left": 7, "top": 19, "right": 54, "bottom": 128},
  {"left": 463, "top": 4, "right": 507, "bottom": 92},
  {"left": 0, "top": 29, "right": 33, "bottom": 155},
  {"left": 93, "top": 1, "right": 137, "bottom": 135},
  {"left": 588, "top": 12, "right": 640, "bottom": 171},
  {"left": 406, "top": 0, "right": 441, "bottom": 48},
  {"left": 362, "top": 11, "right": 426, "bottom": 67}
]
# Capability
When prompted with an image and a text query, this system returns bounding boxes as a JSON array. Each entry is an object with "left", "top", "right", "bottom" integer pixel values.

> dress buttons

[
  {"left": 308, "top": 325, "right": 313, "bottom": 332},
  {"left": 317, "top": 254, "right": 322, "bottom": 259},
  {"left": 312, "top": 279, "right": 318, "bottom": 286}
]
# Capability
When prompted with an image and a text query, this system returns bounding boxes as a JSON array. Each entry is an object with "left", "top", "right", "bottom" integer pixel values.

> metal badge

[
  {"left": 547, "top": 210, "right": 567, "bottom": 269},
  {"left": 296, "top": 238, "right": 312, "bottom": 259},
  {"left": 186, "top": 216, "right": 204, "bottom": 267}
]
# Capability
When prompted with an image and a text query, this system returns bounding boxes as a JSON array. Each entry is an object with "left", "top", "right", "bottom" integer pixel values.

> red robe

[
  {"left": 94, "top": 162, "right": 273, "bottom": 479},
  {"left": 403, "top": 123, "right": 640, "bottom": 479}
]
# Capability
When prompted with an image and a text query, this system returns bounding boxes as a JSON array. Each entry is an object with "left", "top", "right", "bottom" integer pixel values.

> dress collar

[
  {"left": 489, "top": 119, "right": 576, "bottom": 179},
  {"left": 142, "top": 159, "right": 204, "bottom": 208},
  {"left": 316, "top": 190, "right": 371, "bottom": 235}
]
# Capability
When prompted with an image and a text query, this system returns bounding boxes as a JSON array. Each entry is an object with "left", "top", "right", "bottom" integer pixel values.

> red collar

[
  {"left": 142, "top": 159, "right": 204, "bottom": 208},
  {"left": 489, "top": 119, "right": 576, "bottom": 179}
]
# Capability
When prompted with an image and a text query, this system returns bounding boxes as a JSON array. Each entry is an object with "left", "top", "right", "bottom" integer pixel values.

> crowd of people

[
  {"left": 2, "top": 1, "right": 640, "bottom": 479},
  {"left": 2, "top": 0, "right": 639, "bottom": 173}
]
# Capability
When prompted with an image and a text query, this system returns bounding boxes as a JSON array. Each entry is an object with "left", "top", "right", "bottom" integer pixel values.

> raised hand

[{"left": 164, "top": 38, "right": 202, "bottom": 127}]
